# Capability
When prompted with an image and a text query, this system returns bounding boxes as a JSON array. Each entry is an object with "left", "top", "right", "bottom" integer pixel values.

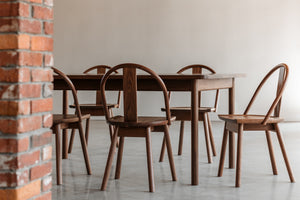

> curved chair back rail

[
  {"left": 52, "top": 67, "right": 83, "bottom": 121},
  {"left": 243, "top": 63, "right": 289, "bottom": 125},
  {"left": 100, "top": 63, "right": 172, "bottom": 125},
  {"left": 83, "top": 65, "right": 114, "bottom": 74},
  {"left": 175, "top": 64, "right": 219, "bottom": 110},
  {"left": 83, "top": 65, "right": 121, "bottom": 106}
]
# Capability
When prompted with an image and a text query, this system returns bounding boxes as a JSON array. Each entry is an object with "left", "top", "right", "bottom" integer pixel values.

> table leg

[
  {"left": 191, "top": 80, "right": 199, "bottom": 185},
  {"left": 228, "top": 79, "right": 235, "bottom": 169},
  {"left": 62, "top": 90, "right": 68, "bottom": 159}
]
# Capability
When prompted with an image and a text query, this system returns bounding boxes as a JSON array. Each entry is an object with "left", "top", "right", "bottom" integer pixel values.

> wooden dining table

[{"left": 53, "top": 73, "right": 242, "bottom": 185}]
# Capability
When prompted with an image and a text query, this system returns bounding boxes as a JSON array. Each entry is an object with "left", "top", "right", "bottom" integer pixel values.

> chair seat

[
  {"left": 53, "top": 114, "right": 91, "bottom": 125},
  {"left": 69, "top": 103, "right": 119, "bottom": 109},
  {"left": 107, "top": 116, "right": 176, "bottom": 127},
  {"left": 166, "top": 106, "right": 216, "bottom": 113},
  {"left": 218, "top": 114, "right": 284, "bottom": 124}
]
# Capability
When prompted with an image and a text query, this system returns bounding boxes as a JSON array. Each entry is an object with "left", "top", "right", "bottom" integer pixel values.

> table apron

[{"left": 53, "top": 78, "right": 234, "bottom": 91}]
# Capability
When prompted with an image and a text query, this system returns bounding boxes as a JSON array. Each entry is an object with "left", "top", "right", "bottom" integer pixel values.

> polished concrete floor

[{"left": 52, "top": 120, "right": 300, "bottom": 200}]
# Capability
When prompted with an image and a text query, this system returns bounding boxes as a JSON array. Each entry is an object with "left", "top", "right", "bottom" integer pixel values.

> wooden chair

[
  {"left": 217, "top": 63, "right": 295, "bottom": 187},
  {"left": 68, "top": 65, "right": 121, "bottom": 153},
  {"left": 100, "top": 63, "right": 177, "bottom": 192},
  {"left": 51, "top": 67, "right": 92, "bottom": 185},
  {"left": 160, "top": 64, "right": 219, "bottom": 163}
]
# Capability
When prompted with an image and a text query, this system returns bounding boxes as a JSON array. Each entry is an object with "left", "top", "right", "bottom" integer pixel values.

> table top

[
  {"left": 54, "top": 73, "right": 244, "bottom": 80},
  {"left": 53, "top": 73, "right": 245, "bottom": 91}
]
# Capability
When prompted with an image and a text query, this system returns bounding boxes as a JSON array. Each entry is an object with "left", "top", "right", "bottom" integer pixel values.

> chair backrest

[
  {"left": 52, "top": 67, "right": 83, "bottom": 121},
  {"left": 176, "top": 64, "right": 219, "bottom": 110},
  {"left": 83, "top": 65, "right": 121, "bottom": 106},
  {"left": 243, "top": 63, "right": 289, "bottom": 125},
  {"left": 100, "top": 63, "right": 172, "bottom": 125}
]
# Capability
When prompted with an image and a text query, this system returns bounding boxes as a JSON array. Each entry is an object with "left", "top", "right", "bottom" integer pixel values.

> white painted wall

[{"left": 53, "top": 0, "right": 300, "bottom": 121}]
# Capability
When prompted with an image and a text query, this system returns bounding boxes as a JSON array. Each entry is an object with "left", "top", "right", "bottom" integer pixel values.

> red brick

[
  {"left": 0, "top": 34, "right": 30, "bottom": 50},
  {"left": 0, "top": 67, "right": 30, "bottom": 82},
  {"left": 19, "top": 84, "right": 42, "bottom": 98},
  {"left": 0, "top": 18, "right": 42, "bottom": 34},
  {"left": 42, "top": 176, "right": 52, "bottom": 192},
  {"left": 0, "top": 85, "right": 18, "bottom": 99},
  {"left": 43, "top": 84, "right": 53, "bottom": 98},
  {"left": 0, "top": 2, "right": 30, "bottom": 17},
  {"left": 42, "top": 145, "right": 52, "bottom": 161},
  {"left": 19, "top": 19, "right": 42, "bottom": 34},
  {"left": 42, "top": 114, "right": 52, "bottom": 127},
  {"left": 0, "top": 18, "right": 18, "bottom": 32},
  {"left": 0, "top": 35, "right": 18, "bottom": 49},
  {"left": 0, "top": 155, "right": 18, "bottom": 170},
  {"left": 0, "top": 120, "right": 17, "bottom": 134},
  {"left": 32, "top": 131, "right": 52, "bottom": 148},
  {"left": 31, "top": 68, "right": 53, "bottom": 82},
  {"left": 0, "top": 137, "right": 29, "bottom": 153},
  {"left": 0, "top": 84, "right": 41, "bottom": 99},
  {"left": 0, "top": 171, "right": 29, "bottom": 187},
  {"left": 44, "top": 21, "right": 53, "bottom": 35},
  {"left": 0, "top": 52, "right": 42, "bottom": 68},
  {"left": 30, "top": 0, "right": 42, "bottom": 3},
  {"left": 33, "top": 5, "right": 53, "bottom": 20},
  {"left": 0, "top": 100, "right": 30, "bottom": 116},
  {"left": 31, "top": 98, "right": 53, "bottom": 113},
  {"left": 0, "top": 179, "right": 41, "bottom": 200},
  {"left": 44, "top": 0, "right": 53, "bottom": 7},
  {"left": 31, "top": 36, "right": 53, "bottom": 51},
  {"left": 30, "top": 162, "right": 52, "bottom": 180},
  {"left": 35, "top": 192, "right": 51, "bottom": 200},
  {"left": 0, "top": 52, "right": 18, "bottom": 66},
  {"left": 18, "top": 116, "right": 42, "bottom": 133},
  {"left": 44, "top": 54, "right": 53, "bottom": 67},
  {"left": 0, "top": 116, "right": 42, "bottom": 134},
  {"left": 41, "top": 176, "right": 52, "bottom": 191},
  {"left": 19, "top": 52, "right": 43, "bottom": 66},
  {"left": 19, "top": 150, "right": 40, "bottom": 168}
]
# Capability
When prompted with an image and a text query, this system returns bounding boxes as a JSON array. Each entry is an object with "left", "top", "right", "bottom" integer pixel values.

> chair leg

[
  {"left": 68, "top": 110, "right": 78, "bottom": 154},
  {"left": 160, "top": 120, "right": 184, "bottom": 162},
  {"left": 206, "top": 113, "right": 217, "bottom": 156},
  {"left": 109, "top": 109, "right": 119, "bottom": 147},
  {"left": 85, "top": 117, "right": 90, "bottom": 145},
  {"left": 108, "top": 125, "right": 114, "bottom": 142},
  {"left": 115, "top": 136, "right": 125, "bottom": 179},
  {"left": 146, "top": 127, "right": 155, "bottom": 192},
  {"left": 203, "top": 114, "right": 212, "bottom": 163},
  {"left": 163, "top": 125, "right": 177, "bottom": 181},
  {"left": 159, "top": 136, "right": 166, "bottom": 162},
  {"left": 218, "top": 125, "right": 229, "bottom": 177},
  {"left": 178, "top": 121, "right": 185, "bottom": 155},
  {"left": 235, "top": 124, "right": 243, "bottom": 187},
  {"left": 101, "top": 126, "right": 119, "bottom": 190},
  {"left": 54, "top": 125, "right": 62, "bottom": 185},
  {"left": 68, "top": 129, "right": 76, "bottom": 154},
  {"left": 78, "top": 122, "right": 92, "bottom": 175},
  {"left": 275, "top": 124, "right": 295, "bottom": 182},
  {"left": 265, "top": 130, "right": 278, "bottom": 175}
]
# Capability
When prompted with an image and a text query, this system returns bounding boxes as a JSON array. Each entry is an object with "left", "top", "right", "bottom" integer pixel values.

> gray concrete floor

[{"left": 52, "top": 120, "right": 300, "bottom": 200}]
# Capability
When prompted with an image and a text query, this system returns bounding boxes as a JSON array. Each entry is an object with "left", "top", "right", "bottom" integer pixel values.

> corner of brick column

[{"left": 0, "top": 0, "right": 53, "bottom": 199}]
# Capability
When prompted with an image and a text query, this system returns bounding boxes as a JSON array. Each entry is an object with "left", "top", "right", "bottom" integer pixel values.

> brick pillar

[{"left": 0, "top": 0, "right": 53, "bottom": 200}]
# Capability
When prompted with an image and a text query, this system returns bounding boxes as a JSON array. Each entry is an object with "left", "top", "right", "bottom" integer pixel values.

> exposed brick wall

[{"left": 0, "top": 0, "right": 53, "bottom": 199}]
